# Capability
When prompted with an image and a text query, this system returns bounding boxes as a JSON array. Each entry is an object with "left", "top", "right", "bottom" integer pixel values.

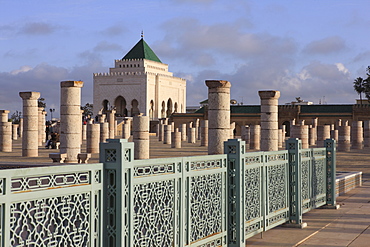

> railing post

[
  {"left": 285, "top": 138, "right": 307, "bottom": 228},
  {"left": 100, "top": 139, "right": 134, "bottom": 247},
  {"left": 224, "top": 138, "right": 245, "bottom": 246},
  {"left": 324, "top": 139, "right": 340, "bottom": 209}
]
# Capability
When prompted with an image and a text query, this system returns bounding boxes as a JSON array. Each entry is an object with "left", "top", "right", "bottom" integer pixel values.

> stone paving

[{"left": 0, "top": 136, "right": 369, "bottom": 246}]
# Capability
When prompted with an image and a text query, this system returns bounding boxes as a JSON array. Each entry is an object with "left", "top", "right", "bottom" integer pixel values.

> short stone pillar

[
  {"left": 200, "top": 120, "right": 208, "bottom": 147},
  {"left": 163, "top": 125, "right": 172, "bottom": 144},
  {"left": 12, "top": 124, "right": 19, "bottom": 140},
  {"left": 281, "top": 124, "right": 286, "bottom": 145},
  {"left": 330, "top": 129, "right": 338, "bottom": 142},
  {"left": 107, "top": 109, "right": 116, "bottom": 139},
  {"left": 180, "top": 123, "right": 187, "bottom": 141},
  {"left": 317, "top": 125, "right": 331, "bottom": 147},
  {"left": 336, "top": 119, "right": 342, "bottom": 129},
  {"left": 100, "top": 122, "right": 109, "bottom": 143},
  {"left": 338, "top": 121, "right": 351, "bottom": 152},
  {"left": 259, "top": 90, "right": 280, "bottom": 151},
  {"left": 351, "top": 121, "right": 363, "bottom": 149},
  {"left": 171, "top": 128, "right": 181, "bottom": 148},
  {"left": 206, "top": 80, "right": 231, "bottom": 154},
  {"left": 0, "top": 110, "right": 12, "bottom": 152},
  {"left": 86, "top": 122, "right": 100, "bottom": 153},
  {"left": 250, "top": 125, "right": 261, "bottom": 150},
  {"left": 59, "top": 81, "right": 83, "bottom": 163},
  {"left": 98, "top": 114, "right": 106, "bottom": 124},
  {"left": 19, "top": 92, "right": 40, "bottom": 157},
  {"left": 364, "top": 120, "right": 370, "bottom": 148},
  {"left": 296, "top": 120, "right": 309, "bottom": 149},
  {"left": 133, "top": 114, "right": 149, "bottom": 159},
  {"left": 194, "top": 119, "right": 200, "bottom": 140},
  {"left": 158, "top": 121, "right": 165, "bottom": 142}
]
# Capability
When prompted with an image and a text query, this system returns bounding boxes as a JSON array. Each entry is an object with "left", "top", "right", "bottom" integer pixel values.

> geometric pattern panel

[
  {"left": 0, "top": 178, "right": 3, "bottom": 195},
  {"left": 245, "top": 167, "right": 261, "bottom": 221},
  {"left": 106, "top": 169, "right": 117, "bottom": 247},
  {"left": 105, "top": 149, "right": 117, "bottom": 162},
  {"left": 134, "top": 163, "right": 175, "bottom": 177},
  {"left": 133, "top": 180, "right": 175, "bottom": 247},
  {"left": 312, "top": 158, "right": 326, "bottom": 197},
  {"left": 267, "top": 163, "right": 287, "bottom": 214},
  {"left": 190, "top": 173, "right": 222, "bottom": 243},
  {"left": 301, "top": 160, "right": 310, "bottom": 201},
  {"left": 11, "top": 172, "right": 90, "bottom": 193},
  {"left": 190, "top": 160, "right": 222, "bottom": 170},
  {"left": 10, "top": 193, "right": 91, "bottom": 246}
]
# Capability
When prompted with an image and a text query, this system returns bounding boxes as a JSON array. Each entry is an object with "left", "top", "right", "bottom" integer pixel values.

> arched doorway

[
  {"left": 282, "top": 121, "right": 290, "bottom": 137},
  {"left": 166, "top": 98, "right": 173, "bottom": 117},
  {"left": 174, "top": 102, "right": 178, "bottom": 113},
  {"left": 114, "top": 96, "right": 128, "bottom": 117},
  {"left": 131, "top": 99, "right": 140, "bottom": 116},
  {"left": 149, "top": 100, "right": 154, "bottom": 119},
  {"left": 161, "top": 101, "right": 165, "bottom": 118},
  {"left": 102, "top": 99, "right": 110, "bottom": 114}
]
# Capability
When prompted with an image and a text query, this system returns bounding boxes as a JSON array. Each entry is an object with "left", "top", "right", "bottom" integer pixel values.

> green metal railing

[{"left": 0, "top": 137, "right": 336, "bottom": 246}]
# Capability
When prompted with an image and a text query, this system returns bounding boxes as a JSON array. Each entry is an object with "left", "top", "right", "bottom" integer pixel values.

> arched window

[
  {"left": 149, "top": 100, "right": 154, "bottom": 120},
  {"left": 161, "top": 101, "right": 166, "bottom": 118},
  {"left": 102, "top": 99, "right": 110, "bottom": 114},
  {"left": 282, "top": 121, "right": 290, "bottom": 137},
  {"left": 174, "top": 102, "right": 178, "bottom": 113}
]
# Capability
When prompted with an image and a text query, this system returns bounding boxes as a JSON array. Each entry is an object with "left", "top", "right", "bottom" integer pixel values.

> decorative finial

[{"left": 141, "top": 30, "right": 144, "bottom": 38}]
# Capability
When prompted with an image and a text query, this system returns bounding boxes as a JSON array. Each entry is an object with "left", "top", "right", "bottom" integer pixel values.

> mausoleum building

[{"left": 93, "top": 38, "right": 186, "bottom": 119}]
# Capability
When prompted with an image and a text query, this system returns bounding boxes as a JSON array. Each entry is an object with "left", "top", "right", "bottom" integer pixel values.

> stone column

[
  {"left": 259, "top": 90, "right": 280, "bottom": 151},
  {"left": 351, "top": 121, "right": 363, "bottom": 150},
  {"left": 330, "top": 129, "right": 338, "bottom": 142},
  {"left": 364, "top": 120, "right": 370, "bottom": 148},
  {"left": 206, "top": 80, "right": 231, "bottom": 154},
  {"left": 163, "top": 125, "right": 172, "bottom": 144},
  {"left": 107, "top": 109, "right": 116, "bottom": 139},
  {"left": 0, "top": 110, "right": 12, "bottom": 152},
  {"left": 336, "top": 119, "right": 342, "bottom": 130},
  {"left": 158, "top": 120, "right": 165, "bottom": 141},
  {"left": 19, "top": 92, "right": 40, "bottom": 157},
  {"left": 278, "top": 128, "right": 283, "bottom": 149},
  {"left": 200, "top": 120, "right": 208, "bottom": 147},
  {"left": 122, "top": 120, "right": 131, "bottom": 140},
  {"left": 194, "top": 119, "right": 199, "bottom": 140},
  {"left": 180, "top": 123, "right": 187, "bottom": 141},
  {"left": 311, "top": 117, "right": 318, "bottom": 144},
  {"left": 38, "top": 108, "right": 46, "bottom": 146},
  {"left": 86, "top": 121, "right": 100, "bottom": 153},
  {"left": 241, "top": 125, "right": 250, "bottom": 150},
  {"left": 296, "top": 120, "right": 309, "bottom": 149},
  {"left": 12, "top": 124, "right": 19, "bottom": 140},
  {"left": 309, "top": 126, "right": 316, "bottom": 146},
  {"left": 281, "top": 124, "right": 286, "bottom": 146},
  {"left": 317, "top": 125, "right": 331, "bottom": 147},
  {"left": 250, "top": 125, "right": 261, "bottom": 150},
  {"left": 171, "top": 128, "right": 181, "bottom": 148},
  {"left": 82, "top": 124, "right": 87, "bottom": 141},
  {"left": 188, "top": 127, "right": 196, "bottom": 143},
  {"left": 133, "top": 114, "right": 149, "bottom": 159},
  {"left": 19, "top": 118, "right": 23, "bottom": 138},
  {"left": 338, "top": 121, "right": 351, "bottom": 152},
  {"left": 59, "top": 81, "right": 83, "bottom": 163},
  {"left": 230, "top": 122, "right": 235, "bottom": 139},
  {"left": 100, "top": 122, "right": 109, "bottom": 143}
]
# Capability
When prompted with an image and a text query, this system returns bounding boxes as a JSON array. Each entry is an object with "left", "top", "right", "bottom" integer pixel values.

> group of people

[{"left": 45, "top": 122, "right": 60, "bottom": 149}]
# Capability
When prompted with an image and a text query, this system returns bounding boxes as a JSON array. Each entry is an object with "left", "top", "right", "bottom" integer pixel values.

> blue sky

[{"left": 1, "top": 0, "right": 369, "bottom": 118}]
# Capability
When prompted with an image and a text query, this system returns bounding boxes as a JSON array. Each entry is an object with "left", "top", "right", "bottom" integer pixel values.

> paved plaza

[{"left": 0, "top": 136, "right": 369, "bottom": 246}]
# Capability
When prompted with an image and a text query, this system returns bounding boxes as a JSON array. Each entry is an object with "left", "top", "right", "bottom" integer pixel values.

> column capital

[
  {"left": 258, "top": 90, "right": 280, "bottom": 99},
  {"left": 61, "top": 80, "right": 84, "bottom": 88},
  {"left": 205, "top": 80, "right": 231, "bottom": 89},
  {"left": 19, "top": 91, "right": 40, "bottom": 100},
  {"left": 0, "top": 110, "right": 10, "bottom": 114}
]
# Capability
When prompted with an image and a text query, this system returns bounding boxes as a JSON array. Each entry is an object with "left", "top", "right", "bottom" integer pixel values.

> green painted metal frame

[{"left": 0, "top": 163, "right": 103, "bottom": 246}]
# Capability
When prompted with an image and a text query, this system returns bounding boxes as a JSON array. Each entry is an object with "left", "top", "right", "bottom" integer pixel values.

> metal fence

[
  {"left": 0, "top": 138, "right": 336, "bottom": 246},
  {"left": 0, "top": 163, "right": 103, "bottom": 247}
]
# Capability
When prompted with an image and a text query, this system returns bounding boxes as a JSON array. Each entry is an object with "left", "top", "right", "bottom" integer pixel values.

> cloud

[
  {"left": 353, "top": 50, "right": 370, "bottom": 63},
  {"left": 20, "top": 22, "right": 56, "bottom": 35},
  {"left": 100, "top": 25, "right": 127, "bottom": 36},
  {"left": 93, "top": 41, "right": 122, "bottom": 52},
  {"left": 303, "top": 36, "right": 347, "bottom": 55}
]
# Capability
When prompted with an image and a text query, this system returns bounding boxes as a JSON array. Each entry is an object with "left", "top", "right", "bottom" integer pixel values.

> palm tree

[{"left": 353, "top": 77, "right": 365, "bottom": 105}]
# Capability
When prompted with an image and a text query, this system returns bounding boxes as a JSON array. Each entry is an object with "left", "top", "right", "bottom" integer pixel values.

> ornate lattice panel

[
  {"left": 190, "top": 173, "right": 222, "bottom": 243},
  {"left": 11, "top": 172, "right": 90, "bottom": 193},
  {"left": 267, "top": 163, "right": 287, "bottom": 214},
  {"left": 190, "top": 160, "right": 222, "bottom": 170},
  {"left": 198, "top": 237, "right": 223, "bottom": 247},
  {"left": 312, "top": 157, "right": 326, "bottom": 208},
  {"left": 134, "top": 163, "right": 175, "bottom": 177},
  {"left": 133, "top": 180, "right": 175, "bottom": 247},
  {"left": 10, "top": 193, "right": 91, "bottom": 246},
  {"left": 0, "top": 178, "right": 3, "bottom": 195},
  {"left": 105, "top": 149, "right": 117, "bottom": 162},
  {"left": 301, "top": 159, "right": 311, "bottom": 213}
]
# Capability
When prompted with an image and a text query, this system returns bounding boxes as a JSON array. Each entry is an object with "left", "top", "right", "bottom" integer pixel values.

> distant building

[{"left": 93, "top": 37, "right": 186, "bottom": 119}]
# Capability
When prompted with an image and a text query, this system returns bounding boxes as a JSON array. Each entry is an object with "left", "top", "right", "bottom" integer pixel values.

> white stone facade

[{"left": 93, "top": 59, "right": 186, "bottom": 119}]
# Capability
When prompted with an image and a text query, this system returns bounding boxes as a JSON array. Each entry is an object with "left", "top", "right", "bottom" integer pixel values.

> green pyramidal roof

[{"left": 122, "top": 38, "right": 162, "bottom": 63}]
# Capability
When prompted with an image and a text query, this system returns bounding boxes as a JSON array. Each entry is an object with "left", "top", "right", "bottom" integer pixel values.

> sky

[{"left": 1, "top": 0, "right": 369, "bottom": 119}]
